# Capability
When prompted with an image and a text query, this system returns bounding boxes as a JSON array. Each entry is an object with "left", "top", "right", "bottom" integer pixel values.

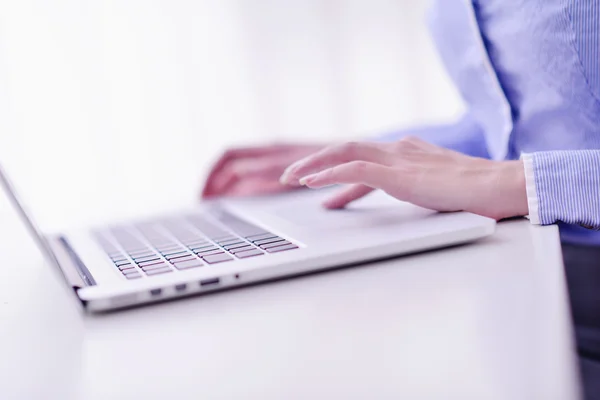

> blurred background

[{"left": 0, "top": 0, "right": 463, "bottom": 231}]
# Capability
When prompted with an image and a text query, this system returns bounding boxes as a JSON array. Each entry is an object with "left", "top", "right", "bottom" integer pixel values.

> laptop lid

[
  {"left": 0, "top": 163, "right": 94, "bottom": 290},
  {"left": 0, "top": 163, "right": 59, "bottom": 265}
]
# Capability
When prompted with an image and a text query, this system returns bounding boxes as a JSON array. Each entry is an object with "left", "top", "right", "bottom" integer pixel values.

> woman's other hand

[{"left": 201, "top": 143, "right": 324, "bottom": 199}]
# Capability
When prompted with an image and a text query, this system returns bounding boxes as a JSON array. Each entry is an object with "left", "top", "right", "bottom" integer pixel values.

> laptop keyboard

[{"left": 94, "top": 210, "right": 298, "bottom": 280}]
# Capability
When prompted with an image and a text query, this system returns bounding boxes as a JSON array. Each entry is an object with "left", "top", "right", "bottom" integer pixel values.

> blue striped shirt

[{"left": 382, "top": 0, "right": 600, "bottom": 245}]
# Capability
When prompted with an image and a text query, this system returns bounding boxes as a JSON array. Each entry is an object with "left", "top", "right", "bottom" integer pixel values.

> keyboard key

[
  {"left": 177, "top": 235, "right": 198, "bottom": 242},
  {"left": 193, "top": 246, "right": 220, "bottom": 254},
  {"left": 194, "top": 250, "right": 224, "bottom": 258},
  {"left": 145, "top": 268, "right": 173, "bottom": 276},
  {"left": 234, "top": 249, "right": 264, "bottom": 259},
  {"left": 124, "top": 247, "right": 148, "bottom": 253},
  {"left": 141, "top": 262, "right": 171, "bottom": 271},
  {"left": 161, "top": 249, "right": 188, "bottom": 257},
  {"left": 118, "top": 264, "right": 135, "bottom": 271},
  {"left": 122, "top": 268, "right": 140, "bottom": 274},
  {"left": 114, "top": 260, "right": 131, "bottom": 267},
  {"left": 137, "top": 259, "right": 166, "bottom": 267},
  {"left": 129, "top": 251, "right": 155, "bottom": 259},
  {"left": 130, "top": 248, "right": 151, "bottom": 254},
  {"left": 166, "top": 253, "right": 194, "bottom": 261},
  {"left": 133, "top": 255, "right": 160, "bottom": 263},
  {"left": 253, "top": 237, "right": 284, "bottom": 246},
  {"left": 246, "top": 233, "right": 278, "bottom": 241},
  {"left": 189, "top": 244, "right": 216, "bottom": 251},
  {"left": 266, "top": 244, "right": 299, "bottom": 253},
  {"left": 168, "top": 255, "right": 197, "bottom": 264},
  {"left": 218, "top": 238, "right": 244, "bottom": 246},
  {"left": 147, "top": 238, "right": 170, "bottom": 244},
  {"left": 148, "top": 238, "right": 172, "bottom": 245},
  {"left": 213, "top": 235, "right": 237, "bottom": 242},
  {"left": 237, "top": 228, "right": 268, "bottom": 237},
  {"left": 228, "top": 245, "right": 255, "bottom": 254},
  {"left": 155, "top": 244, "right": 181, "bottom": 252},
  {"left": 125, "top": 273, "right": 142, "bottom": 279},
  {"left": 260, "top": 240, "right": 292, "bottom": 250},
  {"left": 182, "top": 239, "right": 209, "bottom": 247},
  {"left": 223, "top": 242, "right": 250, "bottom": 251},
  {"left": 173, "top": 260, "right": 203, "bottom": 270},
  {"left": 202, "top": 253, "right": 234, "bottom": 264}
]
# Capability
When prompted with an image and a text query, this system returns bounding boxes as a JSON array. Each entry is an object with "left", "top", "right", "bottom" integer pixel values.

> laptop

[{"left": 0, "top": 163, "right": 495, "bottom": 312}]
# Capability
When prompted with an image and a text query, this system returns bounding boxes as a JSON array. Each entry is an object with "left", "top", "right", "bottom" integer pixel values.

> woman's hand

[
  {"left": 279, "top": 137, "right": 528, "bottom": 221},
  {"left": 201, "top": 143, "right": 324, "bottom": 199}
]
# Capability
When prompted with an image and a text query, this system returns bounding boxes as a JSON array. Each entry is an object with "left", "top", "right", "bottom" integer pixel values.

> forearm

[
  {"left": 523, "top": 150, "right": 600, "bottom": 228},
  {"left": 376, "top": 113, "right": 490, "bottom": 158}
]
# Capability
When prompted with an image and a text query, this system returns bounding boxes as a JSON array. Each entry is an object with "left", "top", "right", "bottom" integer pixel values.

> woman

[{"left": 202, "top": 1, "right": 600, "bottom": 397}]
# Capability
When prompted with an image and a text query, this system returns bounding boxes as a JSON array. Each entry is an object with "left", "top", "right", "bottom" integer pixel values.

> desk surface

[{"left": 0, "top": 195, "right": 581, "bottom": 399}]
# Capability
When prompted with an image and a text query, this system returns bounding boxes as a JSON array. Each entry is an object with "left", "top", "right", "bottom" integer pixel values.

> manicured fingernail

[
  {"left": 299, "top": 173, "right": 318, "bottom": 186},
  {"left": 322, "top": 199, "right": 335, "bottom": 208},
  {"left": 279, "top": 170, "right": 291, "bottom": 185},
  {"left": 280, "top": 165, "right": 299, "bottom": 184},
  {"left": 285, "top": 162, "right": 304, "bottom": 182}
]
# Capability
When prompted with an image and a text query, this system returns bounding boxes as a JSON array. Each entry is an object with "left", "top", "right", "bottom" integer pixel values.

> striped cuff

[
  {"left": 526, "top": 150, "right": 600, "bottom": 227},
  {"left": 521, "top": 153, "right": 540, "bottom": 224}
]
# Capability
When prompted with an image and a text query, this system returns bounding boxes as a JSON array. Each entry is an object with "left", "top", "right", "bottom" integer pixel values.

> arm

[
  {"left": 523, "top": 151, "right": 600, "bottom": 228},
  {"left": 376, "top": 113, "right": 490, "bottom": 159}
]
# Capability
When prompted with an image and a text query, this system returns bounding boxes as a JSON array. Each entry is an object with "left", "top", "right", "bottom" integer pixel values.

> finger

[
  {"left": 207, "top": 156, "right": 293, "bottom": 198},
  {"left": 205, "top": 167, "right": 239, "bottom": 198},
  {"left": 225, "top": 178, "right": 292, "bottom": 197},
  {"left": 322, "top": 184, "right": 375, "bottom": 209},
  {"left": 280, "top": 142, "right": 390, "bottom": 186},
  {"left": 230, "top": 156, "right": 291, "bottom": 179},
  {"left": 300, "top": 161, "right": 401, "bottom": 195},
  {"left": 202, "top": 145, "right": 288, "bottom": 198}
]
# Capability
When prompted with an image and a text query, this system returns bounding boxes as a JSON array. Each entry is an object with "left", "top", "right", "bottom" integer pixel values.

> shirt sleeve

[
  {"left": 376, "top": 113, "right": 490, "bottom": 158},
  {"left": 522, "top": 150, "right": 600, "bottom": 228}
]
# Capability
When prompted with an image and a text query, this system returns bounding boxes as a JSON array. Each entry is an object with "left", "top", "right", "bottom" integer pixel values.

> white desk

[{"left": 0, "top": 196, "right": 581, "bottom": 399}]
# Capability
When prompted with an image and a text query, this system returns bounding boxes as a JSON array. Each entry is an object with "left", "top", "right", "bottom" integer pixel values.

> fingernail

[
  {"left": 322, "top": 199, "right": 335, "bottom": 208},
  {"left": 279, "top": 170, "right": 291, "bottom": 185},
  {"left": 323, "top": 202, "right": 340, "bottom": 209},
  {"left": 299, "top": 173, "right": 318, "bottom": 186},
  {"left": 280, "top": 165, "right": 298, "bottom": 185}
]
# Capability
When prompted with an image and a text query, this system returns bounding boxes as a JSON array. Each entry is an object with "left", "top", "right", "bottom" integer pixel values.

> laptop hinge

[{"left": 46, "top": 235, "right": 97, "bottom": 289}]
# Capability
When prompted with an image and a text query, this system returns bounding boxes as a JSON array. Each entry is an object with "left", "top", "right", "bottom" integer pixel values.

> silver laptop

[{"left": 1, "top": 163, "right": 495, "bottom": 312}]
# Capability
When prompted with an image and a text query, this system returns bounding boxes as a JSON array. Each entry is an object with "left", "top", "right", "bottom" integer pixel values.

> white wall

[{"left": 0, "top": 0, "right": 463, "bottom": 230}]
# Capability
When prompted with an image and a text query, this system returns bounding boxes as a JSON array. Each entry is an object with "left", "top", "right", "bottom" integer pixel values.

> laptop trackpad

[{"left": 269, "top": 190, "right": 435, "bottom": 230}]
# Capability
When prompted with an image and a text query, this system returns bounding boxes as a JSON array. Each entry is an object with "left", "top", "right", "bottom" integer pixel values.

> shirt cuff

[{"left": 521, "top": 153, "right": 540, "bottom": 224}]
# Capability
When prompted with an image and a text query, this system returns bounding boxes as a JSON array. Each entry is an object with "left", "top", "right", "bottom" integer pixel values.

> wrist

[{"left": 490, "top": 160, "right": 529, "bottom": 220}]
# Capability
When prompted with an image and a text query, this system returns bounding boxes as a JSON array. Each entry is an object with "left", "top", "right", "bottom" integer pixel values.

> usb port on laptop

[{"left": 199, "top": 278, "right": 220, "bottom": 287}]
